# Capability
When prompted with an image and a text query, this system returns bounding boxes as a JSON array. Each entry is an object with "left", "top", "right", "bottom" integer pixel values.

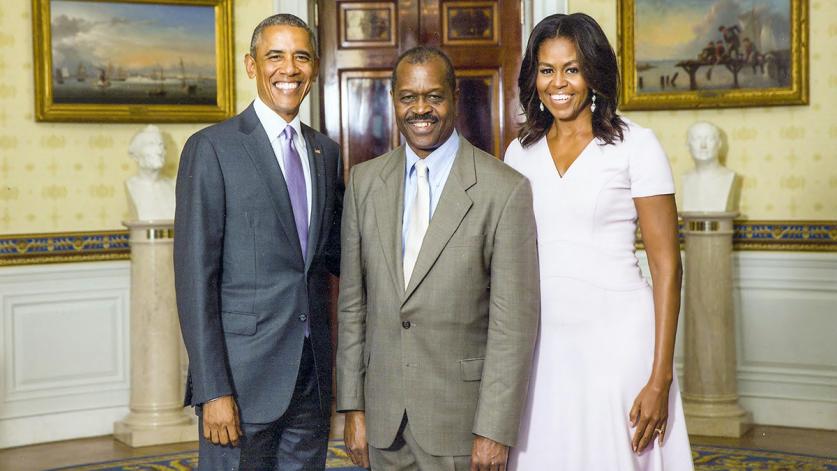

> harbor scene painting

[
  {"left": 635, "top": 0, "right": 790, "bottom": 93},
  {"left": 49, "top": 0, "right": 217, "bottom": 105}
]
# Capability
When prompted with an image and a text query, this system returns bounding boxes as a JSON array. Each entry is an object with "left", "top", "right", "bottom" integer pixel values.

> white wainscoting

[
  {"left": 0, "top": 252, "right": 834, "bottom": 448},
  {"left": 0, "top": 261, "right": 130, "bottom": 448},
  {"left": 637, "top": 251, "right": 837, "bottom": 431}
]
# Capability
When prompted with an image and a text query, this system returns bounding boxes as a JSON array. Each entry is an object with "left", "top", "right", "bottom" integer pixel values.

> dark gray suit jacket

[{"left": 174, "top": 103, "right": 343, "bottom": 424}]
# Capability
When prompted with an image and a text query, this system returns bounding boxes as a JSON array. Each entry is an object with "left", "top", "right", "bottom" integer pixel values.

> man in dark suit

[{"left": 174, "top": 13, "right": 342, "bottom": 470}]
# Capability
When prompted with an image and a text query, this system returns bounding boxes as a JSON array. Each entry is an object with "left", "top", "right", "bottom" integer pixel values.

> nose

[
  {"left": 280, "top": 58, "right": 299, "bottom": 75},
  {"left": 414, "top": 96, "right": 432, "bottom": 114},
  {"left": 554, "top": 71, "right": 568, "bottom": 88}
]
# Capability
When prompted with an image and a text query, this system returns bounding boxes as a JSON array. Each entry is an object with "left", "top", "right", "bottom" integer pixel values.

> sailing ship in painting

[
  {"left": 635, "top": 0, "right": 791, "bottom": 93},
  {"left": 49, "top": 0, "right": 217, "bottom": 106},
  {"left": 52, "top": 58, "right": 216, "bottom": 105}
]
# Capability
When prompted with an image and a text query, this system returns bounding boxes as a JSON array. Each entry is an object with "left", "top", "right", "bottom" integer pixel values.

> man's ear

[{"left": 244, "top": 54, "right": 256, "bottom": 79}]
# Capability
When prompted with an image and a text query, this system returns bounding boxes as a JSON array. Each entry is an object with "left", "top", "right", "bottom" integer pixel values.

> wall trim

[
  {"left": 0, "top": 231, "right": 129, "bottom": 266},
  {"left": 1, "top": 220, "right": 833, "bottom": 265}
]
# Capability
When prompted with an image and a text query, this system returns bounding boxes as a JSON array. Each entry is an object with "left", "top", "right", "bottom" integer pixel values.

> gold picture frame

[
  {"left": 618, "top": 0, "right": 808, "bottom": 110},
  {"left": 32, "top": 0, "right": 234, "bottom": 123}
]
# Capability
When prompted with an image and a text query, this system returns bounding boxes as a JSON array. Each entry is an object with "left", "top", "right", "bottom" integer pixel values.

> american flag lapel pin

[{"left": 314, "top": 146, "right": 322, "bottom": 156}]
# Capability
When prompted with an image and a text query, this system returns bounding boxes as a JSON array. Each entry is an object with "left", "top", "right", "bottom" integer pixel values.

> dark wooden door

[{"left": 318, "top": 0, "right": 522, "bottom": 175}]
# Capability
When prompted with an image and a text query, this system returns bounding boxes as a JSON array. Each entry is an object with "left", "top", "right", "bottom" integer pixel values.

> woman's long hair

[{"left": 518, "top": 13, "right": 627, "bottom": 147}]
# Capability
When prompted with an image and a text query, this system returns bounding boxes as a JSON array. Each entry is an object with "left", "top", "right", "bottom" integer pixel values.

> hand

[
  {"left": 470, "top": 435, "right": 509, "bottom": 471},
  {"left": 344, "top": 411, "right": 370, "bottom": 468},
  {"left": 629, "top": 379, "right": 671, "bottom": 453},
  {"left": 202, "top": 395, "right": 242, "bottom": 447}
]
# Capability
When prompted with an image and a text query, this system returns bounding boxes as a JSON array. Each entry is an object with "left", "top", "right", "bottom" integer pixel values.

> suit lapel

[
  {"left": 403, "top": 139, "right": 476, "bottom": 303},
  {"left": 302, "top": 124, "right": 326, "bottom": 272},
  {"left": 238, "top": 105, "right": 304, "bottom": 264},
  {"left": 373, "top": 147, "right": 407, "bottom": 295}
]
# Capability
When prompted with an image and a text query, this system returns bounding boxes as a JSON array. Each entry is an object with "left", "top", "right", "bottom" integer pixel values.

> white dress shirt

[{"left": 253, "top": 97, "right": 313, "bottom": 224}]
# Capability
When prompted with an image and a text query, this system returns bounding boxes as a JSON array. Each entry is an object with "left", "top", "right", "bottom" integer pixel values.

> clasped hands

[{"left": 344, "top": 411, "right": 509, "bottom": 470}]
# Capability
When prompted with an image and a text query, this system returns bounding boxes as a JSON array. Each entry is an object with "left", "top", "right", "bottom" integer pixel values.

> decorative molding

[
  {"left": 638, "top": 250, "right": 837, "bottom": 431},
  {"left": 0, "top": 231, "right": 130, "bottom": 266},
  {"left": 0, "top": 262, "right": 131, "bottom": 448},
  {"left": 636, "top": 220, "right": 837, "bottom": 252},
  {"left": 0, "top": 220, "right": 833, "bottom": 266},
  {"left": 733, "top": 221, "right": 837, "bottom": 252}
]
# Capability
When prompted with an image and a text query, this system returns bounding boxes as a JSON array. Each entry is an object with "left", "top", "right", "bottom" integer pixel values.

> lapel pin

[{"left": 314, "top": 147, "right": 322, "bottom": 155}]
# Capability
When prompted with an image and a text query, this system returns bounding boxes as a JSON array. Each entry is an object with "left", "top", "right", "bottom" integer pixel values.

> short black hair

[
  {"left": 518, "top": 13, "right": 627, "bottom": 147},
  {"left": 250, "top": 14, "right": 318, "bottom": 58},
  {"left": 391, "top": 46, "right": 456, "bottom": 94}
]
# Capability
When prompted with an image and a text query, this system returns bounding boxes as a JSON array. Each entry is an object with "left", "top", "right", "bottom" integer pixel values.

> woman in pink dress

[{"left": 506, "top": 13, "right": 694, "bottom": 470}]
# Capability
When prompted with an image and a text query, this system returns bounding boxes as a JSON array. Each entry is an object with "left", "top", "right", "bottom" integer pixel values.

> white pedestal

[
  {"left": 680, "top": 212, "right": 752, "bottom": 437},
  {"left": 114, "top": 220, "right": 197, "bottom": 447}
]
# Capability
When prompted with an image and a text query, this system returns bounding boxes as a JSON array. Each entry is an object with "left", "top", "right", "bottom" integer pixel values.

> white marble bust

[
  {"left": 681, "top": 121, "right": 739, "bottom": 213},
  {"left": 126, "top": 125, "right": 176, "bottom": 220}
]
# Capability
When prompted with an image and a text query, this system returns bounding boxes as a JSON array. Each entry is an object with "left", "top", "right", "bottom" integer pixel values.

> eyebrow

[
  {"left": 538, "top": 58, "right": 579, "bottom": 66},
  {"left": 264, "top": 49, "right": 312, "bottom": 58},
  {"left": 396, "top": 88, "right": 446, "bottom": 94}
]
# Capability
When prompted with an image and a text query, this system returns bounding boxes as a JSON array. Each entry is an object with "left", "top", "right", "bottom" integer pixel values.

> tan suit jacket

[{"left": 336, "top": 138, "right": 539, "bottom": 456}]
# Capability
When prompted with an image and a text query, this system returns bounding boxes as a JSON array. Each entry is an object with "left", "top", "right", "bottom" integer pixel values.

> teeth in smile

[
  {"left": 412, "top": 122, "right": 432, "bottom": 128},
  {"left": 550, "top": 94, "right": 571, "bottom": 102},
  {"left": 275, "top": 82, "right": 298, "bottom": 90}
]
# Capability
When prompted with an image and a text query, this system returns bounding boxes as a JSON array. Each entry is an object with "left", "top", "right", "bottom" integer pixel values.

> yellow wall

[
  {"left": 2, "top": 1, "right": 834, "bottom": 235},
  {"left": 0, "top": 0, "right": 273, "bottom": 234},
  {"left": 569, "top": 0, "right": 836, "bottom": 219}
]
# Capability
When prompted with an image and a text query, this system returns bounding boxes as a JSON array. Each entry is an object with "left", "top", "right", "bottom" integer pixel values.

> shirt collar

[
  {"left": 253, "top": 96, "right": 303, "bottom": 143},
  {"left": 405, "top": 130, "right": 460, "bottom": 181}
]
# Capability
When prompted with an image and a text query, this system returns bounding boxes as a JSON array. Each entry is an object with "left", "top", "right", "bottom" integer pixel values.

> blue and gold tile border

[
  {"left": 0, "top": 220, "right": 834, "bottom": 266},
  {"left": 733, "top": 220, "right": 837, "bottom": 251},
  {"left": 639, "top": 219, "right": 836, "bottom": 252},
  {"left": 0, "top": 230, "right": 130, "bottom": 266}
]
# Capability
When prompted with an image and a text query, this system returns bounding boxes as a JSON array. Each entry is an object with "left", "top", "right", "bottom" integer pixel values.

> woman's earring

[
  {"left": 539, "top": 101, "right": 544, "bottom": 112},
  {"left": 591, "top": 92, "right": 597, "bottom": 113}
]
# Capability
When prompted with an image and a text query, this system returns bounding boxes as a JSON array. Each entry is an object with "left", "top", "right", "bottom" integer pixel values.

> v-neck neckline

[{"left": 544, "top": 136, "right": 596, "bottom": 179}]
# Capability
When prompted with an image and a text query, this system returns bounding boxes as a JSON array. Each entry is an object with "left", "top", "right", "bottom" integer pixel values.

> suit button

[
  {"left": 402, "top": 320, "right": 411, "bottom": 329},
  {"left": 299, "top": 313, "right": 308, "bottom": 322}
]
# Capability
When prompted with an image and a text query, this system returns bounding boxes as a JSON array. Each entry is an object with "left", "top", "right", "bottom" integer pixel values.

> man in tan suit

[{"left": 336, "top": 46, "right": 540, "bottom": 470}]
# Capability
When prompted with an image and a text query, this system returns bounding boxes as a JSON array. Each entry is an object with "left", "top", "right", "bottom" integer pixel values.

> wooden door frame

[{"left": 272, "top": 0, "right": 568, "bottom": 131}]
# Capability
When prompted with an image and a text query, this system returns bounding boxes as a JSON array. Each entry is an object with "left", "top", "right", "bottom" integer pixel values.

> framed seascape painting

[
  {"left": 618, "top": 0, "right": 808, "bottom": 110},
  {"left": 32, "top": 0, "right": 234, "bottom": 122}
]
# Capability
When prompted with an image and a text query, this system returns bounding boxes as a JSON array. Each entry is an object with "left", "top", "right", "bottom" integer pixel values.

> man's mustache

[{"left": 406, "top": 113, "right": 438, "bottom": 124}]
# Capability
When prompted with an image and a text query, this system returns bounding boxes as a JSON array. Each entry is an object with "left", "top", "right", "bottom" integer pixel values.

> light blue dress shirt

[{"left": 401, "top": 131, "right": 460, "bottom": 257}]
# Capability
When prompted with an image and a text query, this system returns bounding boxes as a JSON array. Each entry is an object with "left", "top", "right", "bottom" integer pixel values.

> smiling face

[
  {"left": 392, "top": 58, "right": 458, "bottom": 158},
  {"left": 245, "top": 24, "right": 317, "bottom": 122},
  {"left": 536, "top": 36, "right": 592, "bottom": 124}
]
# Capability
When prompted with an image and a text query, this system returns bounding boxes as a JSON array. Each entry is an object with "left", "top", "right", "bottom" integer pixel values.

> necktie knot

[
  {"left": 281, "top": 125, "right": 296, "bottom": 141},
  {"left": 415, "top": 159, "right": 428, "bottom": 180}
]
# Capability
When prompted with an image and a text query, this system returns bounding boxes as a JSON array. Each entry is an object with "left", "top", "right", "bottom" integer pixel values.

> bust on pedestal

[
  {"left": 680, "top": 121, "right": 740, "bottom": 213},
  {"left": 679, "top": 121, "right": 751, "bottom": 437},
  {"left": 115, "top": 125, "right": 196, "bottom": 447},
  {"left": 125, "top": 125, "right": 176, "bottom": 221}
]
